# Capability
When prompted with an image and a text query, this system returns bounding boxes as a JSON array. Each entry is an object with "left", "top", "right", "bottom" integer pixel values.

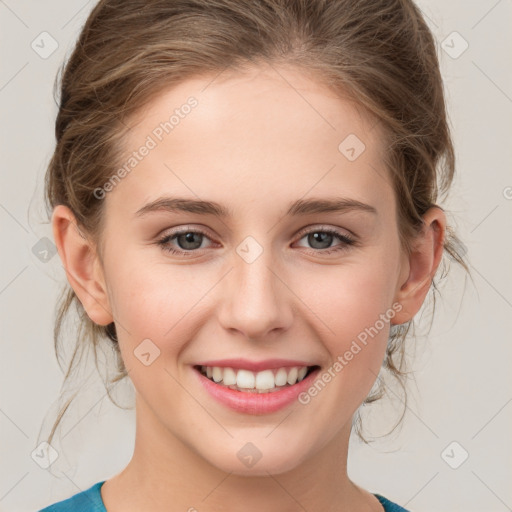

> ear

[
  {"left": 52, "top": 204, "right": 113, "bottom": 326},
  {"left": 391, "top": 206, "right": 446, "bottom": 325}
]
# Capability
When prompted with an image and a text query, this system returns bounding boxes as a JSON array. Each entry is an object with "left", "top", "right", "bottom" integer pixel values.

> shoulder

[
  {"left": 374, "top": 493, "right": 411, "bottom": 512},
  {"left": 38, "top": 481, "right": 106, "bottom": 512}
]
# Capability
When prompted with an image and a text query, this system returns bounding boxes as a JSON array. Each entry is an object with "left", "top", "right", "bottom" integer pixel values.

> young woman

[{"left": 38, "top": 1, "right": 468, "bottom": 510}]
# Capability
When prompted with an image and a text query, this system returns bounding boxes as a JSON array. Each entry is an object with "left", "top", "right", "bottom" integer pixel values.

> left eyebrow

[
  {"left": 134, "top": 196, "right": 378, "bottom": 218},
  {"left": 286, "top": 197, "right": 378, "bottom": 216}
]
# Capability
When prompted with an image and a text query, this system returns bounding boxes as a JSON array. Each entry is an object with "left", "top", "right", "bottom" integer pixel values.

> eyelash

[{"left": 155, "top": 226, "right": 357, "bottom": 256}]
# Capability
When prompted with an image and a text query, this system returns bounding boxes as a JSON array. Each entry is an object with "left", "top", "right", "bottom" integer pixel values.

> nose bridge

[{"left": 218, "top": 239, "right": 292, "bottom": 338}]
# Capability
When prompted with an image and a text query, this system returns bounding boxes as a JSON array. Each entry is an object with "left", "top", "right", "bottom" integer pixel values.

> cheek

[
  {"left": 302, "top": 260, "right": 395, "bottom": 339},
  {"left": 294, "top": 260, "right": 395, "bottom": 389},
  {"left": 106, "top": 260, "right": 220, "bottom": 377}
]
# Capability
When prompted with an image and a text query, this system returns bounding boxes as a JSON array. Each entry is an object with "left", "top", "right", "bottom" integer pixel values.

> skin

[{"left": 52, "top": 63, "right": 446, "bottom": 512}]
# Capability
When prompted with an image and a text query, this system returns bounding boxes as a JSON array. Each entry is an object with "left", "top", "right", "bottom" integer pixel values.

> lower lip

[{"left": 193, "top": 366, "right": 320, "bottom": 415}]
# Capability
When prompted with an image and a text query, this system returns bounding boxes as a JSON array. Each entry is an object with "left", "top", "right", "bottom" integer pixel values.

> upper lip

[{"left": 194, "top": 358, "right": 319, "bottom": 372}]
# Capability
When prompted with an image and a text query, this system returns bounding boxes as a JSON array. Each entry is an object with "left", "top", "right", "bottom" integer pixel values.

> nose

[{"left": 217, "top": 247, "right": 294, "bottom": 340}]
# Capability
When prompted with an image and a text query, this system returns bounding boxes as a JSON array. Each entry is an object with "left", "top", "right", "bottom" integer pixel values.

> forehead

[
  {"left": 127, "top": 63, "right": 382, "bottom": 146},
  {"left": 107, "top": 63, "right": 392, "bottom": 219}
]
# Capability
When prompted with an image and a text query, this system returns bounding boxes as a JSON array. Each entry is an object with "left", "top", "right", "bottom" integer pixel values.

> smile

[
  {"left": 192, "top": 363, "right": 321, "bottom": 414},
  {"left": 195, "top": 365, "right": 319, "bottom": 393}
]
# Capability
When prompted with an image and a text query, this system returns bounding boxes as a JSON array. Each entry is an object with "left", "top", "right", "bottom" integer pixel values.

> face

[{"left": 69, "top": 64, "right": 413, "bottom": 475}]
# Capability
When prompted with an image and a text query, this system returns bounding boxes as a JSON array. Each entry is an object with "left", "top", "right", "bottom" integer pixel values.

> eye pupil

[
  {"left": 309, "top": 232, "right": 333, "bottom": 249},
  {"left": 178, "top": 232, "right": 203, "bottom": 250}
]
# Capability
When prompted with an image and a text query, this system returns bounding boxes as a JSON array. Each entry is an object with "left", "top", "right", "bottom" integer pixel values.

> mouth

[{"left": 193, "top": 364, "right": 321, "bottom": 394}]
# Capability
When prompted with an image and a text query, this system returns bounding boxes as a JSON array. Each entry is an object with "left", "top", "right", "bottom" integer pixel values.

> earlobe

[
  {"left": 391, "top": 207, "right": 446, "bottom": 325},
  {"left": 52, "top": 204, "right": 113, "bottom": 326}
]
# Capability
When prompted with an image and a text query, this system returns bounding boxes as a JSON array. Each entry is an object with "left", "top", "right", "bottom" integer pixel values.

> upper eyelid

[
  {"left": 159, "top": 224, "right": 355, "bottom": 245},
  {"left": 159, "top": 225, "right": 215, "bottom": 241},
  {"left": 295, "top": 224, "right": 355, "bottom": 239}
]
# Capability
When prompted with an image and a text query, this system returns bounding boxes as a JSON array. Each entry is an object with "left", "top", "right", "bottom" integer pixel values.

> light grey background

[{"left": 1, "top": 1, "right": 511, "bottom": 511}]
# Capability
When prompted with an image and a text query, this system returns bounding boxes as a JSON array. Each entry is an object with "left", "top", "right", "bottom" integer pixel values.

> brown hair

[{"left": 44, "top": 0, "right": 470, "bottom": 447}]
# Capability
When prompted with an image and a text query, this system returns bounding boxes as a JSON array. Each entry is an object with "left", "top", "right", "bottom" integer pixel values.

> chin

[{"left": 205, "top": 446, "right": 306, "bottom": 477}]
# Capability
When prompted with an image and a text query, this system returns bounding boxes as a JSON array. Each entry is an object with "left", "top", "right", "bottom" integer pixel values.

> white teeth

[
  {"left": 297, "top": 367, "right": 308, "bottom": 381},
  {"left": 255, "top": 369, "right": 275, "bottom": 390},
  {"left": 222, "top": 367, "right": 237, "bottom": 386},
  {"left": 287, "top": 367, "right": 298, "bottom": 385},
  {"left": 236, "top": 369, "right": 255, "bottom": 389},
  {"left": 274, "top": 368, "right": 288, "bottom": 387},
  {"left": 199, "top": 365, "right": 312, "bottom": 391},
  {"left": 212, "top": 366, "right": 223, "bottom": 383}
]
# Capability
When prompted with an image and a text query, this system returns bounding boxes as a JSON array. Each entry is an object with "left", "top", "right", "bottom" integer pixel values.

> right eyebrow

[{"left": 135, "top": 197, "right": 230, "bottom": 218}]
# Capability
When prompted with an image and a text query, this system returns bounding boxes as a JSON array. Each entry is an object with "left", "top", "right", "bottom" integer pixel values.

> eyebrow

[{"left": 134, "top": 196, "right": 378, "bottom": 218}]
